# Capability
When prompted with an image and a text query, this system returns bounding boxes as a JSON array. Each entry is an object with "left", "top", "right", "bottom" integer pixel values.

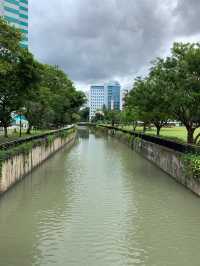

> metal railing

[
  {"left": 99, "top": 125, "right": 200, "bottom": 154},
  {"left": 0, "top": 125, "right": 75, "bottom": 151}
]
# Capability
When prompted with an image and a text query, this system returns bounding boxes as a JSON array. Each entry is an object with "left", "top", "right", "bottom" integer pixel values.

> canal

[{"left": 0, "top": 128, "right": 200, "bottom": 266}]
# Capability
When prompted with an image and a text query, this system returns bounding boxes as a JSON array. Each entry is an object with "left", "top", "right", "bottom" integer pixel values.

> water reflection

[
  {"left": 0, "top": 129, "right": 200, "bottom": 266},
  {"left": 77, "top": 126, "right": 89, "bottom": 139}
]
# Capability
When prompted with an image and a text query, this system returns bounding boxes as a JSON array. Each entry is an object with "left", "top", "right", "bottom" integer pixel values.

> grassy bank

[
  {"left": 117, "top": 126, "right": 200, "bottom": 144},
  {"left": 0, "top": 129, "right": 52, "bottom": 145}
]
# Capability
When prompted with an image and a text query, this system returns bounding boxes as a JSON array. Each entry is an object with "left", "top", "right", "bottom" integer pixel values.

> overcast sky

[{"left": 29, "top": 0, "right": 200, "bottom": 91}]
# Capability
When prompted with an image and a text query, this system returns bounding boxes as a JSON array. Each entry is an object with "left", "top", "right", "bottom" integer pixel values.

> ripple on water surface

[{"left": 0, "top": 132, "right": 200, "bottom": 266}]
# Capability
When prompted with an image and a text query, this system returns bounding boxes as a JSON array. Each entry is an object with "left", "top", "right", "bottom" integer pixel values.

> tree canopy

[
  {"left": 124, "top": 42, "right": 200, "bottom": 143},
  {"left": 0, "top": 18, "right": 86, "bottom": 136}
]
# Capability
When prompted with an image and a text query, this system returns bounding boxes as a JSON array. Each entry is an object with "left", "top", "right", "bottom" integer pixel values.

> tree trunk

[
  {"left": 4, "top": 126, "right": 8, "bottom": 138},
  {"left": 156, "top": 126, "right": 161, "bottom": 136},
  {"left": 26, "top": 124, "right": 32, "bottom": 134},
  {"left": 143, "top": 124, "right": 147, "bottom": 133},
  {"left": 133, "top": 121, "right": 137, "bottom": 132},
  {"left": 187, "top": 127, "right": 195, "bottom": 144}
]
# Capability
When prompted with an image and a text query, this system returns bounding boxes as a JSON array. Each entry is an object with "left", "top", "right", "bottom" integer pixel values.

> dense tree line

[
  {"left": 0, "top": 18, "right": 85, "bottom": 137},
  {"left": 124, "top": 43, "right": 200, "bottom": 144}
]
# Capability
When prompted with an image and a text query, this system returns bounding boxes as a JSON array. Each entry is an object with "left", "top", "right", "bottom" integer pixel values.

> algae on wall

[
  {"left": 97, "top": 125, "right": 200, "bottom": 196},
  {"left": 0, "top": 128, "right": 76, "bottom": 194}
]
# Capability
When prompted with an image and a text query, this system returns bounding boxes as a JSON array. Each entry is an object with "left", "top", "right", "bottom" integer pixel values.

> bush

[
  {"left": 182, "top": 153, "right": 200, "bottom": 181},
  {"left": 0, "top": 128, "right": 75, "bottom": 173}
]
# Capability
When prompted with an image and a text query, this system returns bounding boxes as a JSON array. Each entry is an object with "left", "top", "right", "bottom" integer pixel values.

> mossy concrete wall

[
  {"left": 0, "top": 131, "right": 76, "bottom": 194},
  {"left": 99, "top": 127, "right": 200, "bottom": 196}
]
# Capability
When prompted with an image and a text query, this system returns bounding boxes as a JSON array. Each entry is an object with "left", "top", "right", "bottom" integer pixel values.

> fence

[
  {"left": 0, "top": 125, "right": 75, "bottom": 151},
  {"left": 99, "top": 125, "right": 200, "bottom": 154}
]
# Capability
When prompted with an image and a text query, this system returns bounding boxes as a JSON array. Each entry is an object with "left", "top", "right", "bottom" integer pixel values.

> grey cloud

[
  {"left": 29, "top": 0, "right": 200, "bottom": 88},
  {"left": 174, "top": 0, "right": 200, "bottom": 36}
]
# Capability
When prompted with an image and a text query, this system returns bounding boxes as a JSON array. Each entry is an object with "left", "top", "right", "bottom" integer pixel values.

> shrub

[{"left": 182, "top": 153, "right": 200, "bottom": 181}]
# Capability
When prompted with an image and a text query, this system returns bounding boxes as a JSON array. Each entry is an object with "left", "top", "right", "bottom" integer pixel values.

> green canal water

[{"left": 0, "top": 128, "right": 200, "bottom": 266}]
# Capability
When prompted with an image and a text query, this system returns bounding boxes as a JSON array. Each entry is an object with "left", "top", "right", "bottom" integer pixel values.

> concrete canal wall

[
  {"left": 97, "top": 126, "right": 200, "bottom": 196},
  {"left": 0, "top": 127, "right": 76, "bottom": 195}
]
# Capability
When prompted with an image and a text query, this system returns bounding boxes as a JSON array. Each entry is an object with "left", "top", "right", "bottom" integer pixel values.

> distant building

[
  {"left": 0, "top": 0, "right": 28, "bottom": 49},
  {"left": 105, "top": 81, "right": 121, "bottom": 111},
  {"left": 11, "top": 113, "right": 28, "bottom": 129},
  {"left": 89, "top": 85, "right": 105, "bottom": 120},
  {"left": 121, "top": 89, "right": 129, "bottom": 110},
  {"left": 89, "top": 81, "right": 121, "bottom": 120}
]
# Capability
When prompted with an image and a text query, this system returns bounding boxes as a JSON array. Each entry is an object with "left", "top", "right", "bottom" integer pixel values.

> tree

[
  {"left": 107, "top": 110, "right": 120, "bottom": 127},
  {"left": 121, "top": 106, "right": 139, "bottom": 130},
  {"left": 125, "top": 76, "right": 169, "bottom": 136},
  {"left": 92, "top": 111, "right": 104, "bottom": 123},
  {"left": 157, "top": 43, "right": 200, "bottom": 143},
  {"left": 39, "top": 65, "right": 86, "bottom": 128},
  {"left": 126, "top": 42, "right": 200, "bottom": 143},
  {"left": 0, "top": 18, "right": 41, "bottom": 136},
  {"left": 0, "top": 18, "right": 21, "bottom": 137},
  {"left": 71, "top": 113, "right": 81, "bottom": 123},
  {"left": 24, "top": 86, "right": 54, "bottom": 133},
  {"left": 79, "top": 107, "right": 90, "bottom": 122}
]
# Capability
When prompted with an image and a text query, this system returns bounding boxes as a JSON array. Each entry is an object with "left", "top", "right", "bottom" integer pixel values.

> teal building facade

[{"left": 0, "top": 0, "right": 28, "bottom": 48}]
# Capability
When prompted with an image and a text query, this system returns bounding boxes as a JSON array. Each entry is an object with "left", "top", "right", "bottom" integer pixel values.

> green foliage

[
  {"left": 79, "top": 107, "right": 90, "bottom": 122},
  {"left": 182, "top": 153, "right": 200, "bottom": 181},
  {"left": 0, "top": 128, "right": 75, "bottom": 172},
  {"left": 0, "top": 18, "right": 42, "bottom": 137},
  {"left": 166, "top": 43, "right": 200, "bottom": 143},
  {"left": 24, "top": 65, "right": 86, "bottom": 131},
  {"left": 92, "top": 111, "right": 104, "bottom": 123},
  {"left": 105, "top": 110, "right": 121, "bottom": 126},
  {"left": 57, "top": 128, "right": 75, "bottom": 138},
  {"left": 0, "top": 18, "right": 85, "bottom": 136},
  {"left": 0, "top": 18, "right": 21, "bottom": 56},
  {"left": 125, "top": 73, "right": 169, "bottom": 136},
  {"left": 124, "top": 42, "right": 200, "bottom": 143},
  {"left": 0, "top": 142, "right": 34, "bottom": 164},
  {"left": 134, "top": 136, "right": 142, "bottom": 145}
]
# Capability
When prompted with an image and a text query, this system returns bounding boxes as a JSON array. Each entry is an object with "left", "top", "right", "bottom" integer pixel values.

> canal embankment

[
  {"left": 0, "top": 126, "right": 76, "bottom": 195},
  {"left": 96, "top": 125, "right": 200, "bottom": 196}
]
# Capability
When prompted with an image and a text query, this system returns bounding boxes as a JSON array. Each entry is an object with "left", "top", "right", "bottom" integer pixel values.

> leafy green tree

[
  {"left": 71, "top": 113, "right": 81, "bottom": 123},
  {"left": 121, "top": 107, "right": 139, "bottom": 130},
  {"left": 126, "top": 43, "right": 200, "bottom": 142},
  {"left": 24, "top": 86, "right": 54, "bottom": 133},
  {"left": 92, "top": 111, "right": 104, "bottom": 123},
  {"left": 40, "top": 65, "right": 85, "bottom": 128},
  {"left": 0, "top": 18, "right": 41, "bottom": 136},
  {"left": 79, "top": 107, "right": 90, "bottom": 122},
  {"left": 107, "top": 110, "right": 121, "bottom": 127},
  {"left": 0, "top": 18, "right": 21, "bottom": 137},
  {"left": 125, "top": 77, "right": 168, "bottom": 135},
  {"left": 156, "top": 43, "right": 200, "bottom": 143}
]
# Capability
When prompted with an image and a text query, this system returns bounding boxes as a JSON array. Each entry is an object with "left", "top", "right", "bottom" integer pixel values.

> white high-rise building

[
  {"left": 0, "top": 0, "right": 28, "bottom": 48},
  {"left": 89, "top": 85, "right": 105, "bottom": 120}
]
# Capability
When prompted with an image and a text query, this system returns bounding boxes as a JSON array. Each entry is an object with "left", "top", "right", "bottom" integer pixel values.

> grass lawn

[
  {"left": 0, "top": 129, "right": 51, "bottom": 145},
  {"left": 121, "top": 126, "right": 200, "bottom": 144}
]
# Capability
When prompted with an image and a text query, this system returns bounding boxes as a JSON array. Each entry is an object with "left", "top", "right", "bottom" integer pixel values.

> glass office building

[
  {"left": 105, "top": 81, "right": 121, "bottom": 111},
  {"left": 0, "top": 0, "right": 28, "bottom": 48},
  {"left": 89, "top": 81, "right": 121, "bottom": 120}
]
